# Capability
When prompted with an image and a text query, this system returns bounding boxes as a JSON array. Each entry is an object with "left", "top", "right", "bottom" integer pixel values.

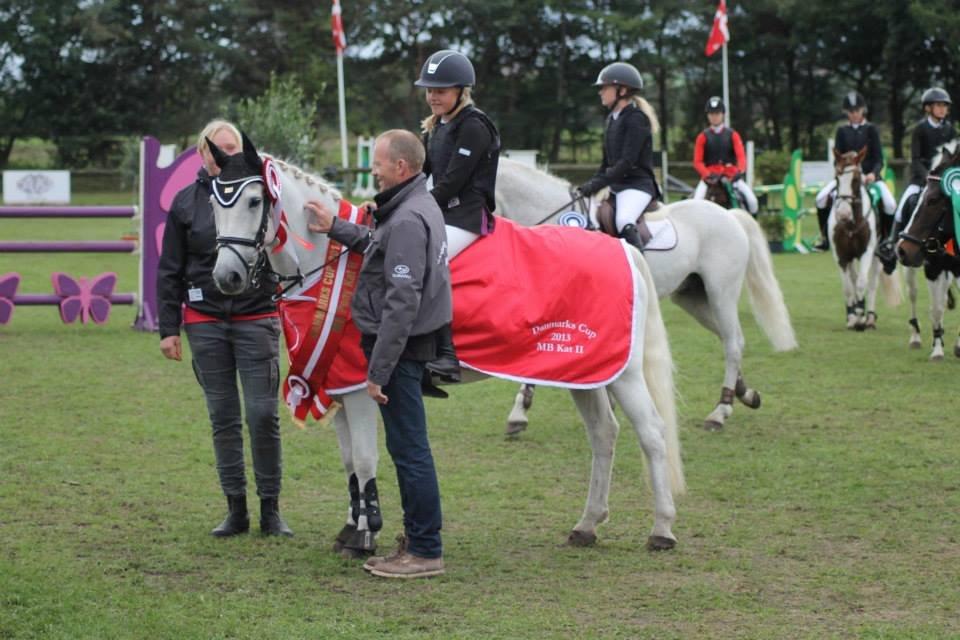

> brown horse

[
  {"left": 704, "top": 174, "right": 737, "bottom": 209},
  {"left": 828, "top": 147, "right": 883, "bottom": 330}
]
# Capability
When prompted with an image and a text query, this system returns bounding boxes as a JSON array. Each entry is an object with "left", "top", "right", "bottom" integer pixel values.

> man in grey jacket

[{"left": 305, "top": 129, "right": 451, "bottom": 579}]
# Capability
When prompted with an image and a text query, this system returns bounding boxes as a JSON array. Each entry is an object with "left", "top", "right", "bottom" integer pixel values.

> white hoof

[
  {"left": 703, "top": 403, "right": 733, "bottom": 431},
  {"left": 909, "top": 335, "right": 922, "bottom": 349}
]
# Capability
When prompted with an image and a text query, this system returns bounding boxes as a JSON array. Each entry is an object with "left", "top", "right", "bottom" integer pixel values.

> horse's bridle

[
  {"left": 834, "top": 165, "right": 863, "bottom": 216},
  {"left": 211, "top": 174, "right": 273, "bottom": 289},
  {"left": 898, "top": 175, "right": 950, "bottom": 256}
]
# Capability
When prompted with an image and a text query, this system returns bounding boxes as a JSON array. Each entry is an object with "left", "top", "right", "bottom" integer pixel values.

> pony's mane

[
  {"left": 498, "top": 156, "right": 570, "bottom": 189},
  {"left": 262, "top": 153, "right": 343, "bottom": 201},
  {"left": 931, "top": 138, "right": 960, "bottom": 170}
]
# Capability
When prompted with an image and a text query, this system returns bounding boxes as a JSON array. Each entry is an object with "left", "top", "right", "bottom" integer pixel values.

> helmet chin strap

[{"left": 446, "top": 87, "right": 465, "bottom": 117}]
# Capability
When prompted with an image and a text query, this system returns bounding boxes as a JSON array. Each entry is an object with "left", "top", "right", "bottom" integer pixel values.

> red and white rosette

[{"left": 262, "top": 158, "right": 287, "bottom": 250}]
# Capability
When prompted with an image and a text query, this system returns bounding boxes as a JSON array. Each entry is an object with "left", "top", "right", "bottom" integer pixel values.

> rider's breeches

[
  {"left": 446, "top": 225, "right": 479, "bottom": 259},
  {"left": 894, "top": 184, "right": 923, "bottom": 223},
  {"left": 614, "top": 189, "right": 653, "bottom": 232}
]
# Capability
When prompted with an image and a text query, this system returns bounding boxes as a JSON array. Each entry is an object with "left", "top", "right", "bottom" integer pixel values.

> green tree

[{"left": 235, "top": 74, "right": 318, "bottom": 166}]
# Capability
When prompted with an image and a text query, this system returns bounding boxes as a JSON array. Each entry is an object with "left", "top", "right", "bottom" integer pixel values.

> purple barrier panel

[
  {"left": 0, "top": 206, "right": 137, "bottom": 218},
  {"left": 0, "top": 241, "right": 137, "bottom": 253},
  {"left": 15, "top": 293, "right": 136, "bottom": 305},
  {"left": 136, "top": 137, "right": 201, "bottom": 332}
]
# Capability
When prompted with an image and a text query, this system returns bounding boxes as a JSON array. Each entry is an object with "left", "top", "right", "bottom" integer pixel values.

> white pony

[
  {"left": 827, "top": 149, "right": 901, "bottom": 330},
  {"left": 206, "top": 135, "right": 685, "bottom": 555},
  {"left": 494, "top": 157, "right": 798, "bottom": 432}
]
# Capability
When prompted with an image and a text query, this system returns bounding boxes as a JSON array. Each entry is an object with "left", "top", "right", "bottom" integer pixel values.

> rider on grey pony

[{"left": 576, "top": 61, "right": 662, "bottom": 252}]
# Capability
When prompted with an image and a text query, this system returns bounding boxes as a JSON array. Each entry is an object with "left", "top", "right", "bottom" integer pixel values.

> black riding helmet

[
  {"left": 705, "top": 96, "right": 725, "bottom": 113},
  {"left": 842, "top": 91, "right": 867, "bottom": 112},
  {"left": 415, "top": 50, "right": 475, "bottom": 88},
  {"left": 921, "top": 87, "right": 952, "bottom": 106},
  {"left": 593, "top": 62, "right": 643, "bottom": 91}
]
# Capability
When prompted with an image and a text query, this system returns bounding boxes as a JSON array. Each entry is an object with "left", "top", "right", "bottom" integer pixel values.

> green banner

[{"left": 781, "top": 150, "right": 803, "bottom": 252}]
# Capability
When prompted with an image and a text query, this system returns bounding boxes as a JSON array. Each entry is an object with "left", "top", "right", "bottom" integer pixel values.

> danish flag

[
  {"left": 331, "top": 0, "right": 346, "bottom": 54},
  {"left": 705, "top": 0, "right": 729, "bottom": 57}
]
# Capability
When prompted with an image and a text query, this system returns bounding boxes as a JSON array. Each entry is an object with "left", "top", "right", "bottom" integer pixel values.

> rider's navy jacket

[
  {"left": 910, "top": 118, "right": 957, "bottom": 185},
  {"left": 157, "top": 167, "right": 276, "bottom": 338},
  {"left": 581, "top": 103, "right": 659, "bottom": 197},
  {"left": 835, "top": 122, "right": 883, "bottom": 177},
  {"left": 423, "top": 105, "right": 500, "bottom": 234}
]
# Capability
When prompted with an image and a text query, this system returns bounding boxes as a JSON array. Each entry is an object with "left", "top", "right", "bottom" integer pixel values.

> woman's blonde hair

[
  {"left": 196, "top": 119, "right": 242, "bottom": 155},
  {"left": 420, "top": 87, "right": 475, "bottom": 134},
  {"left": 630, "top": 96, "right": 661, "bottom": 135}
]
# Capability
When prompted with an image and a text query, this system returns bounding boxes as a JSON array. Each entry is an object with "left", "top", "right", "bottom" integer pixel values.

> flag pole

[
  {"left": 722, "top": 41, "right": 730, "bottom": 128},
  {"left": 336, "top": 50, "right": 349, "bottom": 170}
]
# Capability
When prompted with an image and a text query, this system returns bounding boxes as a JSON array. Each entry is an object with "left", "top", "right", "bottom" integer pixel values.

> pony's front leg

[
  {"left": 841, "top": 263, "right": 862, "bottom": 329},
  {"left": 906, "top": 267, "right": 922, "bottom": 348},
  {"left": 928, "top": 272, "right": 951, "bottom": 361},
  {"left": 505, "top": 384, "right": 535, "bottom": 436},
  {"left": 862, "top": 254, "right": 882, "bottom": 329},
  {"left": 567, "top": 389, "right": 618, "bottom": 547},
  {"left": 334, "top": 390, "right": 382, "bottom": 557}
]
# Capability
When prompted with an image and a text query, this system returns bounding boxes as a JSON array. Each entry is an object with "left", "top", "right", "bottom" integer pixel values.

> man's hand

[
  {"left": 305, "top": 200, "right": 335, "bottom": 233},
  {"left": 366, "top": 380, "right": 388, "bottom": 405},
  {"left": 864, "top": 173, "right": 877, "bottom": 185},
  {"left": 160, "top": 335, "right": 182, "bottom": 361}
]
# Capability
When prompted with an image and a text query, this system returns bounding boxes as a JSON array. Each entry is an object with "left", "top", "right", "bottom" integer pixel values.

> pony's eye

[{"left": 249, "top": 197, "right": 262, "bottom": 208}]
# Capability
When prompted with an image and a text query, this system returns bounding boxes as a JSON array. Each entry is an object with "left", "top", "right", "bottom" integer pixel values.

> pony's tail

[
  {"left": 631, "top": 96, "right": 661, "bottom": 135},
  {"left": 879, "top": 266, "right": 903, "bottom": 307},
  {"left": 634, "top": 249, "right": 685, "bottom": 496},
  {"left": 731, "top": 209, "right": 799, "bottom": 351}
]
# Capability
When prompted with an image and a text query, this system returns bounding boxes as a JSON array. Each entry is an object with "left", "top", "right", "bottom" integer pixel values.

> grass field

[{"left": 1, "top": 208, "right": 959, "bottom": 639}]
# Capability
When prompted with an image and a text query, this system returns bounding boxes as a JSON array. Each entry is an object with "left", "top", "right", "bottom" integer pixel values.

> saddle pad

[
  {"left": 450, "top": 218, "right": 636, "bottom": 387},
  {"left": 643, "top": 219, "right": 678, "bottom": 251},
  {"left": 279, "top": 217, "right": 638, "bottom": 421}
]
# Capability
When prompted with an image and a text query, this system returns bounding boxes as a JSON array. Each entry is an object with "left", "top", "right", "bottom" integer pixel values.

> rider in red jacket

[{"left": 692, "top": 97, "right": 758, "bottom": 214}]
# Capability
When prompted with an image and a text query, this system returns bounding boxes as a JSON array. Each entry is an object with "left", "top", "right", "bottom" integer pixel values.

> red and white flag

[
  {"left": 705, "top": 0, "right": 729, "bottom": 57},
  {"left": 331, "top": 0, "right": 346, "bottom": 54}
]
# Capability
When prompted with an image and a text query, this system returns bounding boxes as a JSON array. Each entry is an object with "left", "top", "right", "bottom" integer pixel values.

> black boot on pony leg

[{"left": 618, "top": 223, "right": 646, "bottom": 252}]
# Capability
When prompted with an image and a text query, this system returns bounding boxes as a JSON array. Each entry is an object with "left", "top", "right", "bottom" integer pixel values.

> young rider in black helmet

[
  {"left": 877, "top": 87, "right": 957, "bottom": 272},
  {"left": 576, "top": 61, "right": 662, "bottom": 252},
  {"left": 814, "top": 91, "right": 896, "bottom": 250},
  {"left": 414, "top": 49, "right": 501, "bottom": 385}
]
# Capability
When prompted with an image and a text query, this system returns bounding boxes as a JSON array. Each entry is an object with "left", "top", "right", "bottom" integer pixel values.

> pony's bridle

[
  {"left": 898, "top": 174, "right": 953, "bottom": 256},
  {"left": 834, "top": 165, "right": 862, "bottom": 215},
  {"left": 211, "top": 174, "right": 272, "bottom": 288}
]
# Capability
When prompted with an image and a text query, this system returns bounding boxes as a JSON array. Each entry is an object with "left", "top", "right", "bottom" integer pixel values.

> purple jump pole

[
  {"left": 0, "top": 206, "right": 137, "bottom": 218},
  {"left": 14, "top": 293, "right": 137, "bottom": 305},
  {"left": 0, "top": 241, "right": 137, "bottom": 253}
]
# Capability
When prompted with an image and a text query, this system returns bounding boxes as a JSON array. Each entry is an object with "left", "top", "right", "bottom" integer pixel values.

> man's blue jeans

[{"left": 378, "top": 359, "right": 443, "bottom": 559}]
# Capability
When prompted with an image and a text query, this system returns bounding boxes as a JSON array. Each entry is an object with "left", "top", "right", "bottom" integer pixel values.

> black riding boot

[
  {"left": 260, "top": 497, "right": 294, "bottom": 537},
  {"left": 211, "top": 494, "right": 249, "bottom": 537},
  {"left": 875, "top": 216, "right": 904, "bottom": 274},
  {"left": 618, "top": 223, "right": 645, "bottom": 252},
  {"left": 814, "top": 207, "right": 830, "bottom": 250},
  {"left": 426, "top": 323, "right": 461, "bottom": 383}
]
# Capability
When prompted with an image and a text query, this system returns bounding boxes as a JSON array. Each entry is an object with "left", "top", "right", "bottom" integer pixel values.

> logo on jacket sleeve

[{"left": 392, "top": 264, "right": 412, "bottom": 279}]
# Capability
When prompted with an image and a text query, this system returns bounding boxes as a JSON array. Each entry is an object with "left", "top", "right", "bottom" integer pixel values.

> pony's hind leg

[
  {"left": 670, "top": 287, "right": 741, "bottom": 430},
  {"left": 567, "top": 388, "right": 619, "bottom": 547},
  {"left": 608, "top": 375, "right": 678, "bottom": 550},
  {"left": 505, "top": 384, "right": 535, "bottom": 436}
]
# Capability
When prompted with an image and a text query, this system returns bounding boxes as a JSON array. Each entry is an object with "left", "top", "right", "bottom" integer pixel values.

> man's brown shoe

[
  {"left": 368, "top": 552, "right": 445, "bottom": 579},
  {"left": 362, "top": 533, "right": 406, "bottom": 572}
]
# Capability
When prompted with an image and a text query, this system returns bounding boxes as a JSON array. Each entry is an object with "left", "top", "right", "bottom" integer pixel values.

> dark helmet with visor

[
  {"left": 705, "top": 96, "right": 725, "bottom": 113},
  {"left": 593, "top": 62, "right": 643, "bottom": 91},
  {"left": 921, "top": 87, "right": 952, "bottom": 106},
  {"left": 842, "top": 91, "right": 867, "bottom": 111},
  {"left": 415, "top": 50, "right": 475, "bottom": 88}
]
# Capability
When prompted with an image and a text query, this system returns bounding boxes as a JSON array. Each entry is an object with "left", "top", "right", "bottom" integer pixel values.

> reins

[{"left": 532, "top": 191, "right": 590, "bottom": 226}]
